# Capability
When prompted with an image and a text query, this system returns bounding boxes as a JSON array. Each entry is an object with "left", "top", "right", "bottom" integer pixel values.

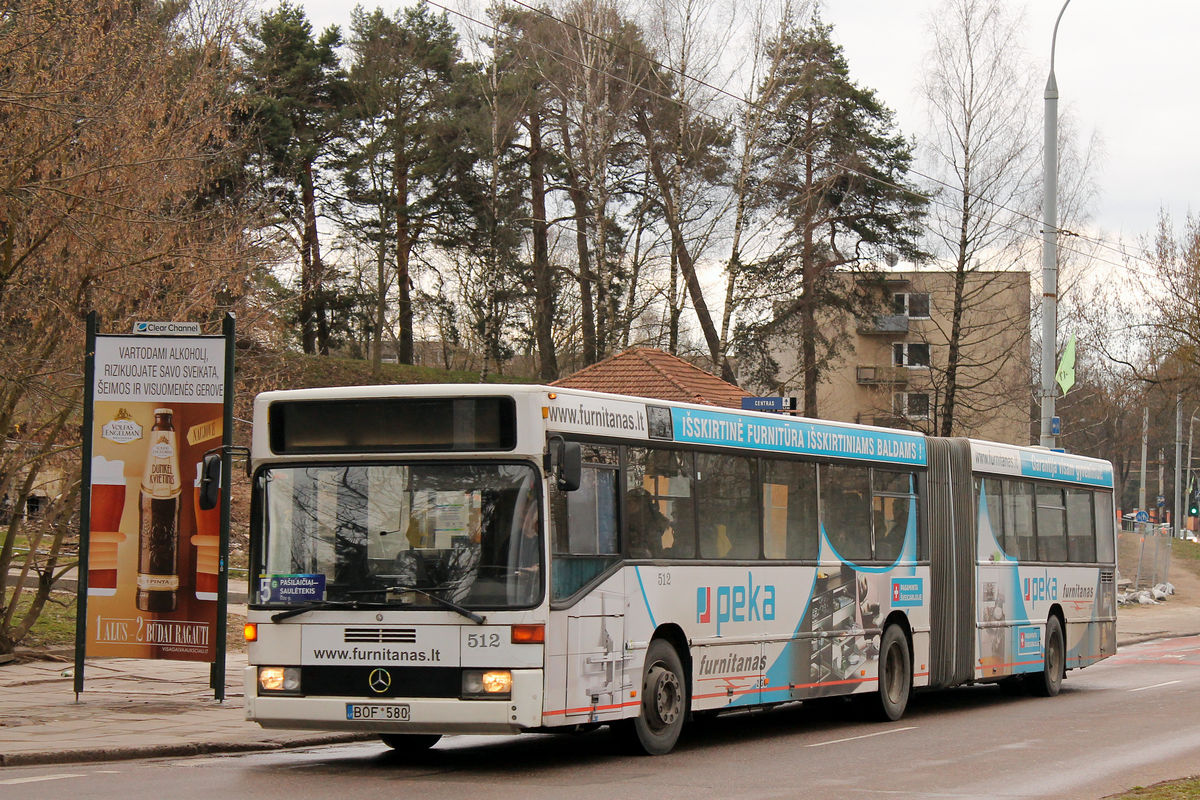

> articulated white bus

[{"left": 236, "top": 384, "right": 1116, "bottom": 755}]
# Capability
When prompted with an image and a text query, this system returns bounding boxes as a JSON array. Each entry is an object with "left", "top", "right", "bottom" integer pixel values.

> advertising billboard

[{"left": 83, "top": 333, "right": 228, "bottom": 662}]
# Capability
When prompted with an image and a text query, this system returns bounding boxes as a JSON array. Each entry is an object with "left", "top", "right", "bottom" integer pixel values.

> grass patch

[
  {"left": 1171, "top": 538, "right": 1200, "bottom": 566},
  {"left": 1106, "top": 777, "right": 1200, "bottom": 799},
  {"left": 8, "top": 589, "right": 77, "bottom": 649}
]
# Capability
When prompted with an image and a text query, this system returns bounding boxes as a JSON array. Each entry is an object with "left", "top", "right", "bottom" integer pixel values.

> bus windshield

[{"left": 257, "top": 462, "right": 542, "bottom": 609}]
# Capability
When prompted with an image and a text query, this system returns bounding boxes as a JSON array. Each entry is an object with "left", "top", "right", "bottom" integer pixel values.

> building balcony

[
  {"left": 856, "top": 365, "right": 908, "bottom": 385},
  {"left": 857, "top": 314, "right": 909, "bottom": 335}
]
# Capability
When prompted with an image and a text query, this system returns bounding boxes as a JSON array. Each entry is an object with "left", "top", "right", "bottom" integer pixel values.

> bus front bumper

[{"left": 243, "top": 667, "right": 544, "bottom": 734}]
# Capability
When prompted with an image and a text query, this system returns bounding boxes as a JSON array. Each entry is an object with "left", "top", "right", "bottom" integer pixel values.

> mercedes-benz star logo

[{"left": 368, "top": 668, "right": 392, "bottom": 694}]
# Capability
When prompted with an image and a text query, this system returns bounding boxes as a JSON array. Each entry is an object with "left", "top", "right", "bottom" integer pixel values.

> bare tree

[
  {"left": 544, "top": 0, "right": 651, "bottom": 364},
  {"left": 0, "top": 0, "right": 260, "bottom": 655},
  {"left": 918, "top": 0, "right": 1039, "bottom": 436}
]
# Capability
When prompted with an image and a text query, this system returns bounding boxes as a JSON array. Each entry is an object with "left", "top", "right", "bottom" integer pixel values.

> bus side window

[
  {"left": 1066, "top": 488, "right": 1096, "bottom": 563},
  {"left": 820, "top": 464, "right": 871, "bottom": 562},
  {"left": 1094, "top": 492, "right": 1116, "bottom": 563},
  {"left": 1005, "top": 481, "right": 1036, "bottom": 561},
  {"left": 550, "top": 444, "right": 619, "bottom": 601},
  {"left": 980, "top": 477, "right": 1008, "bottom": 558},
  {"left": 696, "top": 452, "right": 758, "bottom": 559},
  {"left": 872, "top": 470, "right": 914, "bottom": 563},
  {"left": 625, "top": 447, "right": 695, "bottom": 558},
  {"left": 1036, "top": 485, "right": 1068, "bottom": 561},
  {"left": 762, "top": 460, "right": 818, "bottom": 560}
]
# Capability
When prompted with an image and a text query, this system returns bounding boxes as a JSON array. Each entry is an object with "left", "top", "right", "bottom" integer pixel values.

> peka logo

[
  {"left": 1024, "top": 571, "right": 1058, "bottom": 603},
  {"left": 696, "top": 573, "right": 775, "bottom": 635}
]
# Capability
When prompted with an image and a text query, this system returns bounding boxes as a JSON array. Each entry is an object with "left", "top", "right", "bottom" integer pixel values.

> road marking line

[
  {"left": 1129, "top": 680, "right": 1182, "bottom": 693},
  {"left": 807, "top": 726, "right": 917, "bottom": 747},
  {"left": 0, "top": 774, "right": 87, "bottom": 785}
]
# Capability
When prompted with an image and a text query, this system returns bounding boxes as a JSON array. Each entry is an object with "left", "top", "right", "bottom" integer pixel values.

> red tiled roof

[{"left": 552, "top": 348, "right": 750, "bottom": 409}]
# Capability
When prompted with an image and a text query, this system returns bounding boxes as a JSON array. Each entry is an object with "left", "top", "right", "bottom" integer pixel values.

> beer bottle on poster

[{"left": 137, "top": 408, "right": 181, "bottom": 611}]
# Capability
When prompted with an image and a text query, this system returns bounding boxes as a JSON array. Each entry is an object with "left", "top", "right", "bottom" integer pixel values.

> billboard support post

[{"left": 73, "top": 311, "right": 99, "bottom": 699}]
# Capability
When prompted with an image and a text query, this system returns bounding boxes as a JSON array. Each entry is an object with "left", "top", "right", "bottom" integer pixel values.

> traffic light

[{"left": 1189, "top": 477, "right": 1199, "bottom": 517}]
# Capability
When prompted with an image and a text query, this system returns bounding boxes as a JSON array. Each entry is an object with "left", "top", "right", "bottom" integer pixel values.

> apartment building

[{"left": 768, "top": 270, "right": 1031, "bottom": 445}]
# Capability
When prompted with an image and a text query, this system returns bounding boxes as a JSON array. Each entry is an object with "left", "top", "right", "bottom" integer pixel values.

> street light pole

[
  {"left": 1176, "top": 395, "right": 1183, "bottom": 535},
  {"left": 1040, "top": 0, "right": 1071, "bottom": 449}
]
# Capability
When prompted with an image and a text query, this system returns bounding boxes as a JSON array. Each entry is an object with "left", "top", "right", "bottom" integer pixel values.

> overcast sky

[
  {"left": 822, "top": 1, "right": 1198, "bottom": 245},
  {"left": 295, "top": 0, "right": 1198, "bottom": 248}
]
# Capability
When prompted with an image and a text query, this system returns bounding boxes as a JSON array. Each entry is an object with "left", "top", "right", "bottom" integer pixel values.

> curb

[
  {"left": 0, "top": 733, "right": 376, "bottom": 768},
  {"left": 1117, "top": 630, "right": 1200, "bottom": 648}
]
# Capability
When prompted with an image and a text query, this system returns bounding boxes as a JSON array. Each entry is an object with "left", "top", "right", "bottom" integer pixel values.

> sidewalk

[
  {"left": 0, "top": 651, "right": 371, "bottom": 767},
  {"left": 1, "top": 605, "right": 1197, "bottom": 768}
]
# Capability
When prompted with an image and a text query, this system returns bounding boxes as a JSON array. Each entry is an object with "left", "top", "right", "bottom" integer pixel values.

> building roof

[{"left": 552, "top": 347, "right": 751, "bottom": 409}]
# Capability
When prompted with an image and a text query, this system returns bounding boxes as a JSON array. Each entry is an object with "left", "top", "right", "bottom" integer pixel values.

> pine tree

[
  {"left": 242, "top": 2, "right": 347, "bottom": 355},
  {"left": 339, "top": 4, "right": 477, "bottom": 366},
  {"left": 740, "top": 15, "right": 927, "bottom": 416}
]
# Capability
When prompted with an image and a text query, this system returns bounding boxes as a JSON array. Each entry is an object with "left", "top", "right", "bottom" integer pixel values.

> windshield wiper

[
  {"left": 270, "top": 599, "right": 361, "bottom": 622},
  {"left": 347, "top": 585, "right": 486, "bottom": 625}
]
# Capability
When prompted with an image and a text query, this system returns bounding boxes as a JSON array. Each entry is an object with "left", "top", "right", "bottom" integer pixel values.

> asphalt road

[{"left": 4, "top": 636, "right": 1199, "bottom": 800}]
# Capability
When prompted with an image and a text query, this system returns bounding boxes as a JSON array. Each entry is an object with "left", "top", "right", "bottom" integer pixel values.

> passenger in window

[{"left": 626, "top": 487, "right": 671, "bottom": 559}]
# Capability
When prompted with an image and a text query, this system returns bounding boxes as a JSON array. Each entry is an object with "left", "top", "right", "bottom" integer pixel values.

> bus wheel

[
  {"left": 632, "top": 639, "right": 686, "bottom": 755},
  {"left": 379, "top": 733, "right": 441, "bottom": 752},
  {"left": 876, "top": 624, "right": 911, "bottom": 721},
  {"left": 1027, "top": 616, "right": 1065, "bottom": 697}
]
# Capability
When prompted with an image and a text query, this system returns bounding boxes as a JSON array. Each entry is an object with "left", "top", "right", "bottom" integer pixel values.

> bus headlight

[
  {"left": 462, "top": 669, "right": 512, "bottom": 699},
  {"left": 258, "top": 666, "right": 302, "bottom": 694}
]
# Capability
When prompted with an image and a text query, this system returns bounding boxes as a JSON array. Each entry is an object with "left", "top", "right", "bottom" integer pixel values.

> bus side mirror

[
  {"left": 198, "top": 453, "right": 222, "bottom": 510},
  {"left": 547, "top": 438, "right": 582, "bottom": 492}
]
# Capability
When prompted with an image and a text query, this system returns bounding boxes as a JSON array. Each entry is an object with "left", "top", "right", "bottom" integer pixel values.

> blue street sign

[
  {"left": 1050, "top": 416, "right": 1061, "bottom": 435},
  {"left": 1135, "top": 510, "right": 1150, "bottom": 522},
  {"left": 741, "top": 396, "right": 795, "bottom": 412}
]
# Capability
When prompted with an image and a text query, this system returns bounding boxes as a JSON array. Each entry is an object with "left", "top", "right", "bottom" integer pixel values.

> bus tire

[
  {"left": 876, "top": 624, "right": 912, "bottom": 721},
  {"left": 1027, "top": 615, "right": 1065, "bottom": 697},
  {"left": 379, "top": 733, "right": 441, "bottom": 752},
  {"left": 632, "top": 639, "right": 687, "bottom": 755}
]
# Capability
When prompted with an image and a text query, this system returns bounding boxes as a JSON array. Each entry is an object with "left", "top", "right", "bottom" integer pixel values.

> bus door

[
  {"left": 551, "top": 443, "right": 626, "bottom": 718},
  {"left": 564, "top": 592, "right": 625, "bottom": 719}
]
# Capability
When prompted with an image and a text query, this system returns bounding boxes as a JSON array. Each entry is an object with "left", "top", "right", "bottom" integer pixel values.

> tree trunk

[
  {"left": 636, "top": 108, "right": 734, "bottom": 382},
  {"left": 566, "top": 175, "right": 596, "bottom": 365},
  {"left": 528, "top": 110, "right": 558, "bottom": 380},
  {"left": 940, "top": 185, "right": 971, "bottom": 436},
  {"left": 371, "top": 224, "right": 386, "bottom": 380},
  {"left": 800, "top": 229, "right": 819, "bottom": 418},
  {"left": 299, "top": 161, "right": 320, "bottom": 354},
  {"left": 559, "top": 111, "right": 596, "bottom": 365},
  {"left": 394, "top": 150, "right": 414, "bottom": 365}
]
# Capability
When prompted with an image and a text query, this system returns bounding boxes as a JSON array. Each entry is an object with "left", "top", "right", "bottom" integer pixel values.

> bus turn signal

[{"left": 511, "top": 624, "right": 544, "bottom": 644}]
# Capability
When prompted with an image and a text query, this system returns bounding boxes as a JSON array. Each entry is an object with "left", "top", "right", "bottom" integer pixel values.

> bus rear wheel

[
  {"left": 379, "top": 733, "right": 441, "bottom": 752},
  {"left": 632, "top": 639, "right": 686, "bottom": 755},
  {"left": 876, "top": 624, "right": 912, "bottom": 721},
  {"left": 1027, "top": 615, "right": 1065, "bottom": 697}
]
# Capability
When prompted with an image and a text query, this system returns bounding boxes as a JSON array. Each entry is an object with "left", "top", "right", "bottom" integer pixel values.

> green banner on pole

[{"left": 1056, "top": 334, "right": 1076, "bottom": 396}]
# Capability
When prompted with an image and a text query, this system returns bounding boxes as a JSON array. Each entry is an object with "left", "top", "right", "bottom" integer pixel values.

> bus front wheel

[
  {"left": 877, "top": 624, "right": 912, "bottom": 721},
  {"left": 632, "top": 639, "right": 687, "bottom": 755},
  {"left": 1027, "top": 615, "right": 1065, "bottom": 697}
]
